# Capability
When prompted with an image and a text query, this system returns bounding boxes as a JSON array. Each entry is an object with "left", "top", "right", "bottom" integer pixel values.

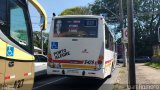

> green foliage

[
  {"left": 145, "top": 62, "right": 152, "bottom": 66},
  {"left": 90, "top": 0, "right": 119, "bottom": 16},
  {"left": 33, "top": 31, "right": 49, "bottom": 54},
  {"left": 58, "top": 0, "right": 160, "bottom": 57},
  {"left": 134, "top": 0, "right": 160, "bottom": 56},
  {"left": 145, "top": 62, "right": 160, "bottom": 69},
  {"left": 90, "top": 0, "right": 121, "bottom": 34},
  {"left": 60, "top": 6, "right": 91, "bottom": 16},
  {"left": 90, "top": 0, "right": 160, "bottom": 56},
  {"left": 90, "top": 0, "right": 120, "bottom": 23}
]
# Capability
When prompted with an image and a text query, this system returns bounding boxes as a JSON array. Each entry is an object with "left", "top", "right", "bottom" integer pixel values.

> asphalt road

[{"left": 33, "top": 65, "right": 120, "bottom": 90}]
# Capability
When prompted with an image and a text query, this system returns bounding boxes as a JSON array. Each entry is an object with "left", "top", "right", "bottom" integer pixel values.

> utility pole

[
  {"left": 41, "top": 30, "right": 43, "bottom": 54},
  {"left": 119, "top": 0, "right": 123, "bottom": 28},
  {"left": 119, "top": 0, "right": 127, "bottom": 67},
  {"left": 127, "top": 0, "right": 136, "bottom": 89},
  {"left": 158, "top": 27, "right": 160, "bottom": 42}
]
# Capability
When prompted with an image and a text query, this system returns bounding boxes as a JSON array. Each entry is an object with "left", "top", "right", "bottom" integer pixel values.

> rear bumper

[{"left": 47, "top": 66, "right": 106, "bottom": 79}]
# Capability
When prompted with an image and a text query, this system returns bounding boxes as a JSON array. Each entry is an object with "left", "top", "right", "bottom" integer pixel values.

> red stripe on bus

[
  {"left": 105, "top": 60, "right": 112, "bottom": 64},
  {"left": 24, "top": 72, "right": 31, "bottom": 76},
  {"left": 51, "top": 60, "right": 84, "bottom": 64},
  {"left": 5, "top": 76, "right": 10, "bottom": 80},
  {"left": 24, "top": 73, "right": 28, "bottom": 76}
]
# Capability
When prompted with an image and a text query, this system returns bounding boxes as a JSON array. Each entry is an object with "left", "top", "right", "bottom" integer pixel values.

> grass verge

[
  {"left": 119, "top": 69, "right": 125, "bottom": 74},
  {"left": 145, "top": 62, "right": 160, "bottom": 69},
  {"left": 113, "top": 66, "right": 128, "bottom": 90}
]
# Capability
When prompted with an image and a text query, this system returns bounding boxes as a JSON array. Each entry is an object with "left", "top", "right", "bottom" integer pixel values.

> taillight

[
  {"left": 47, "top": 54, "right": 55, "bottom": 68},
  {"left": 47, "top": 54, "right": 52, "bottom": 62},
  {"left": 47, "top": 53, "right": 51, "bottom": 59},
  {"left": 98, "top": 60, "right": 102, "bottom": 64},
  {"left": 98, "top": 55, "right": 103, "bottom": 61},
  {"left": 95, "top": 55, "right": 104, "bottom": 70},
  {"left": 98, "top": 55, "right": 104, "bottom": 64}
]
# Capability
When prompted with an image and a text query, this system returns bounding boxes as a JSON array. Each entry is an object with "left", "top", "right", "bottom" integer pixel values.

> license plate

[{"left": 67, "top": 70, "right": 79, "bottom": 73}]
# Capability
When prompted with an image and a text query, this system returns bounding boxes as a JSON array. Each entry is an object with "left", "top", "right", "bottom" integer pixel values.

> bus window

[
  {"left": 105, "top": 25, "right": 109, "bottom": 49},
  {"left": 109, "top": 34, "right": 113, "bottom": 50},
  {"left": 105, "top": 24, "right": 114, "bottom": 50},
  {"left": 9, "top": 0, "right": 31, "bottom": 50},
  {"left": 53, "top": 18, "right": 98, "bottom": 38},
  {"left": 0, "top": 0, "right": 7, "bottom": 34}
]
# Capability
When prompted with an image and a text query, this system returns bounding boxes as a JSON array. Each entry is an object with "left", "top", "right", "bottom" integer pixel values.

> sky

[{"left": 28, "top": 0, "right": 94, "bottom": 32}]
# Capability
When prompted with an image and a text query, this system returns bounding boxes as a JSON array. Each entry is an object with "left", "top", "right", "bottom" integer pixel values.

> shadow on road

[
  {"left": 33, "top": 75, "right": 111, "bottom": 90},
  {"left": 52, "top": 76, "right": 111, "bottom": 90},
  {"left": 33, "top": 64, "right": 122, "bottom": 90}
]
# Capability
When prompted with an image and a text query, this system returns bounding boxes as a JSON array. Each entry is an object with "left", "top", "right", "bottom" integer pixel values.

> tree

[
  {"left": 90, "top": 0, "right": 122, "bottom": 34},
  {"left": 134, "top": 0, "right": 160, "bottom": 56},
  {"left": 90, "top": 0, "right": 120, "bottom": 22},
  {"left": 59, "top": 6, "right": 91, "bottom": 16},
  {"left": 90, "top": 0, "right": 160, "bottom": 57},
  {"left": 33, "top": 31, "right": 49, "bottom": 54}
]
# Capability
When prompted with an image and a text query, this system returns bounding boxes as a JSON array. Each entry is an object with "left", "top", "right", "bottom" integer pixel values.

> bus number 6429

[{"left": 84, "top": 60, "right": 94, "bottom": 64}]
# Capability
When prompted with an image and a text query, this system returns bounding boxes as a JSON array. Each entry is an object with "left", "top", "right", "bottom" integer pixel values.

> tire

[{"left": 108, "top": 63, "right": 114, "bottom": 78}]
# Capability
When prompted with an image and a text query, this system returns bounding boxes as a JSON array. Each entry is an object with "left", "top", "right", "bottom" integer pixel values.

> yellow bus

[{"left": 0, "top": 0, "right": 47, "bottom": 90}]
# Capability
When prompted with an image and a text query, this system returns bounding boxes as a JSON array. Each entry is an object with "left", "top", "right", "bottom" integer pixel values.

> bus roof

[{"left": 54, "top": 15, "right": 104, "bottom": 19}]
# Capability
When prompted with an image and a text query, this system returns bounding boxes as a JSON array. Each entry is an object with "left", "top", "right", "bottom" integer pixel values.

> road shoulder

[
  {"left": 112, "top": 63, "right": 160, "bottom": 90},
  {"left": 98, "top": 64, "right": 121, "bottom": 90}
]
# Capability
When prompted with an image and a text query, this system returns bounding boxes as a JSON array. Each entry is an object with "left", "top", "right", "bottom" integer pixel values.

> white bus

[{"left": 47, "top": 15, "right": 117, "bottom": 79}]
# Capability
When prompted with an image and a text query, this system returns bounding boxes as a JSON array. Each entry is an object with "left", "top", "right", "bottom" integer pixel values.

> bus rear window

[{"left": 53, "top": 18, "right": 98, "bottom": 38}]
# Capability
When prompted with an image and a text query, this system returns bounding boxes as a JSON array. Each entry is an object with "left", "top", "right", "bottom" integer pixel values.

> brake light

[
  {"left": 98, "top": 55, "right": 103, "bottom": 64},
  {"left": 47, "top": 54, "right": 52, "bottom": 62},
  {"left": 47, "top": 54, "right": 56, "bottom": 68},
  {"left": 98, "top": 55, "right": 103, "bottom": 61},
  {"left": 98, "top": 60, "right": 102, "bottom": 64},
  {"left": 47, "top": 53, "right": 51, "bottom": 58}
]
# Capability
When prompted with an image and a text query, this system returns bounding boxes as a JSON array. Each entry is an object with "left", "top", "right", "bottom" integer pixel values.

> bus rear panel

[{"left": 47, "top": 16, "right": 115, "bottom": 79}]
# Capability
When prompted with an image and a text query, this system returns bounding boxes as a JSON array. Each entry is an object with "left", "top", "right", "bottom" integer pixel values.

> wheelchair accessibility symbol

[
  {"left": 51, "top": 42, "right": 58, "bottom": 49},
  {"left": 6, "top": 46, "right": 14, "bottom": 56}
]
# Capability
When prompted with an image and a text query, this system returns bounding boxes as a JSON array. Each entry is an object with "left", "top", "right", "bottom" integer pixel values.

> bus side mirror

[{"left": 40, "top": 16, "right": 45, "bottom": 30}]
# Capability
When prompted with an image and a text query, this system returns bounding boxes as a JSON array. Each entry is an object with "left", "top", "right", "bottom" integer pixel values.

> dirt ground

[
  {"left": 136, "top": 63, "right": 160, "bottom": 84},
  {"left": 113, "top": 63, "right": 160, "bottom": 90}
]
